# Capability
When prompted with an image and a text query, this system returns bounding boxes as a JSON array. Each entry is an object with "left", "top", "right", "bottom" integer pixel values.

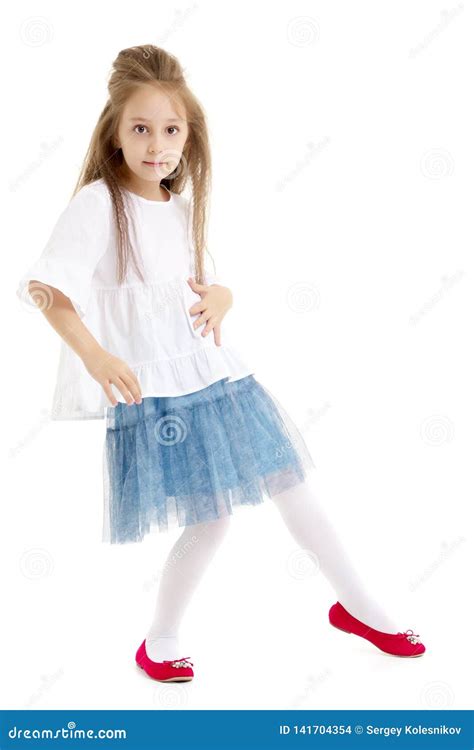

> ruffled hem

[
  {"left": 50, "top": 343, "right": 255, "bottom": 421},
  {"left": 102, "top": 375, "right": 316, "bottom": 544}
]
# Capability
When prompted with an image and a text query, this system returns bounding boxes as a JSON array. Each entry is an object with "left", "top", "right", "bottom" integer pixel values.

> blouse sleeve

[{"left": 16, "top": 184, "right": 111, "bottom": 319}]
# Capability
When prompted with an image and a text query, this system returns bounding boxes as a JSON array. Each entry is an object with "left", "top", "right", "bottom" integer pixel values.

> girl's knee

[
  {"left": 184, "top": 512, "right": 232, "bottom": 541},
  {"left": 203, "top": 513, "right": 232, "bottom": 538}
]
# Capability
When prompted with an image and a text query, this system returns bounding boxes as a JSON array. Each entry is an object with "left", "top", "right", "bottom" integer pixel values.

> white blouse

[{"left": 16, "top": 178, "right": 254, "bottom": 420}]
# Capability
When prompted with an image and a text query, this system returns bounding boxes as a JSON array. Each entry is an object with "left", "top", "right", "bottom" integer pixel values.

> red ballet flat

[
  {"left": 328, "top": 601, "right": 426, "bottom": 657},
  {"left": 135, "top": 639, "right": 194, "bottom": 681}
]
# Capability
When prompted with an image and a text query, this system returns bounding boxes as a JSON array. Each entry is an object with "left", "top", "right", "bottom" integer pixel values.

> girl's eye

[{"left": 133, "top": 125, "right": 180, "bottom": 135}]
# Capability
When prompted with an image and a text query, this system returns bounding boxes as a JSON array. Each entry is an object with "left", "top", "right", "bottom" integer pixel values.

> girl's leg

[
  {"left": 271, "top": 474, "right": 399, "bottom": 633},
  {"left": 145, "top": 514, "right": 231, "bottom": 661}
]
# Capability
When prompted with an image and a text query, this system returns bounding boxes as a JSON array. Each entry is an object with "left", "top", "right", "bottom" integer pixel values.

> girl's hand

[
  {"left": 187, "top": 277, "right": 233, "bottom": 347},
  {"left": 82, "top": 346, "right": 142, "bottom": 407}
]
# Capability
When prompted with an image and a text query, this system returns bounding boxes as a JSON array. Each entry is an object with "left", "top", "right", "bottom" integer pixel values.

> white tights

[
  {"left": 145, "top": 513, "right": 232, "bottom": 661},
  {"left": 145, "top": 476, "right": 398, "bottom": 662}
]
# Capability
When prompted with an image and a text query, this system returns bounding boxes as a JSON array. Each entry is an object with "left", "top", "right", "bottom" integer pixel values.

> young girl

[{"left": 17, "top": 44, "right": 425, "bottom": 683}]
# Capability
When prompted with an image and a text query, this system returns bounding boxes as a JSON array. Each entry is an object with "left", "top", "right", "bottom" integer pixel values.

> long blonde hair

[{"left": 73, "top": 44, "right": 213, "bottom": 285}]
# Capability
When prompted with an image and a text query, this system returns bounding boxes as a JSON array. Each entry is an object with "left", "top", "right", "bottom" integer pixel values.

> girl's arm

[{"left": 29, "top": 281, "right": 142, "bottom": 407}]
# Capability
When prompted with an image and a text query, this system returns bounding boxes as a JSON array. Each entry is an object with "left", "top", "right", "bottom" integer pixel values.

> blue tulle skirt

[{"left": 102, "top": 374, "right": 315, "bottom": 544}]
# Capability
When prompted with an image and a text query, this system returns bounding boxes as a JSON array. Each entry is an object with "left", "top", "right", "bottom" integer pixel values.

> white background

[{"left": 3, "top": 0, "right": 472, "bottom": 711}]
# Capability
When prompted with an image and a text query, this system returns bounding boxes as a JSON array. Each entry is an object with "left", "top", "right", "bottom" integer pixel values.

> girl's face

[{"left": 115, "top": 83, "right": 189, "bottom": 190}]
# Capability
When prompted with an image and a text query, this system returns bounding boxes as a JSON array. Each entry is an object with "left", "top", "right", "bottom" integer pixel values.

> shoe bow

[
  {"left": 398, "top": 629, "right": 422, "bottom": 644},
  {"left": 163, "top": 656, "right": 194, "bottom": 669}
]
